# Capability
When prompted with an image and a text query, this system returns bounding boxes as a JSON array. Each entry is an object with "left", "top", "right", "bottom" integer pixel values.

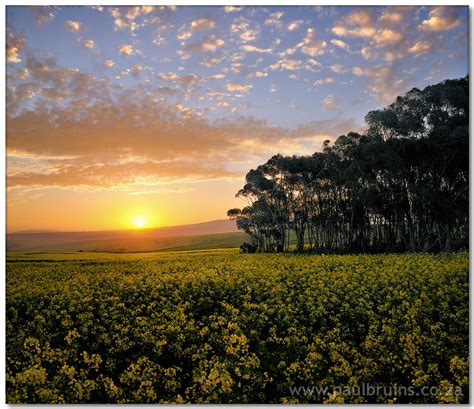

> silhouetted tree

[{"left": 229, "top": 76, "right": 468, "bottom": 253}]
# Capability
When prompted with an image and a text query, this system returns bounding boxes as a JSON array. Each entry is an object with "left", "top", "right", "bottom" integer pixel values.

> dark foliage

[{"left": 229, "top": 76, "right": 469, "bottom": 253}]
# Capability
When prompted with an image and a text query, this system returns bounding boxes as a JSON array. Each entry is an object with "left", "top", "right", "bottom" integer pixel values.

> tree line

[{"left": 228, "top": 76, "right": 468, "bottom": 253}]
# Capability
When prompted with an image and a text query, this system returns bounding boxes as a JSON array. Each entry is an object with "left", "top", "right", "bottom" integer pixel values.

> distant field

[
  {"left": 6, "top": 250, "right": 468, "bottom": 403},
  {"left": 6, "top": 231, "right": 247, "bottom": 253}
]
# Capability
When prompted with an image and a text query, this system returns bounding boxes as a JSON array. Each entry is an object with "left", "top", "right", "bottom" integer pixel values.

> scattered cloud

[
  {"left": 347, "top": 9, "right": 374, "bottom": 26},
  {"left": 297, "top": 28, "right": 327, "bottom": 57},
  {"left": 363, "top": 65, "right": 408, "bottom": 103},
  {"left": 330, "top": 64, "right": 345, "bottom": 73},
  {"left": 330, "top": 38, "right": 349, "bottom": 51},
  {"left": 231, "top": 20, "right": 260, "bottom": 42},
  {"left": 6, "top": 31, "right": 25, "bottom": 64},
  {"left": 32, "top": 6, "right": 56, "bottom": 25},
  {"left": 379, "top": 9, "right": 404, "bottom": 24},
  {"left": 352, "top": 66, "right": 365, "bottom": 76},
  {"left": 360, "top": 46, "right": 372, "bottom": 60},
  {"left": 183, "top": 35, "right": 225, "bottom": 53},
  {"left": 178, "top": 18, "right": 216, "bottom": 42},
  {"left": 226, "top": 83, "right": 253, "bottom": 93},
  {"left": 224, "top": 6, "right": 242, "bottom": 13},
  {"left": 66, "top": 20, "right": 82, "bottom": 32},
  {"left": 200, "top": 56, "right": 224, "bottom": 67},
  {"left": 83, "top": 39, "right": 95, "bottom": 49},
  {"left": 419, "top": 7, "right": 461, "bottom": 31},
  {"left": 407, "top": 40, "right": 431, "bottom": 55},
  {"left": 287, "top": 20, "right": 303, "bottom": 31},
  {"left": 5, "top": 5, "right": 469, "bottom": 196},
  {"left": 373, "top": 29, "right": 403, "bottom": 46},
  {"left": 104, "top": 59, "right": 115, "bottom": 68},
  {"left": 110, "top": 6, "right": 156, "bottom": 35},
  {"left": 117, "top": 44, "right": 135, "bottom": 56},
  {"left": 240, "top": 44, "right": 272, "bottom": 54},
  {"left": 314, "top": 77, "right": 335, "bottom": 86},
  {"left": 265, "top": 11, "right": 285, "bottom": 28},
  {"left": 270, "top": 58, "right": 302, "bottom": 71},
  {"left": 322, "top": 95, "right": 338, "bottom": 109}
]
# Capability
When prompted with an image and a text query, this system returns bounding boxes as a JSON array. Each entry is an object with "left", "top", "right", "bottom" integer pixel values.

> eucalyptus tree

[{"left": 229, "top": 76, "right": 468, "bottom": 253}]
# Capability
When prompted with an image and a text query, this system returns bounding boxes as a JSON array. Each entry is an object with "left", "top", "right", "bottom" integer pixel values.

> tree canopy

[{"left": 229, "top": 76, "right": 469, "bottom": 253}]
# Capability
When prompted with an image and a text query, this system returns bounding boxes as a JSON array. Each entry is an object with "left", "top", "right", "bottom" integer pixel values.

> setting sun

[{"left": 132, "top": 216, "right": 148, "bottom": 229}]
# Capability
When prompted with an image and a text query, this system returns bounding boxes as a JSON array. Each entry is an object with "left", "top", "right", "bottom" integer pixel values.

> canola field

[{"left": 6, "top": 250, "right": 469, "bottom": 403}]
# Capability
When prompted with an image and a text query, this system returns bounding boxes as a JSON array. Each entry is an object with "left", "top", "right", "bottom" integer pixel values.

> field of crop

[
  {"left": 7, "top": 231, "right": 247, "bottom": 253},
  {"left": 6, "top": 250, "right": 469, "bottom": 403}
]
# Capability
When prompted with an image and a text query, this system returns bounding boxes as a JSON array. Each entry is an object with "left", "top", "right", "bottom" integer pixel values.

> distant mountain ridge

[{"left": 7, "top": 219, "right": 240, "bottom": 253}]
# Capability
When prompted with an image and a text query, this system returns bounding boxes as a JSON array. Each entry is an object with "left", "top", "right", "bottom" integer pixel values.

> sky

[{"left": 6, "top": 5, "right": 469, "bottom": 232}]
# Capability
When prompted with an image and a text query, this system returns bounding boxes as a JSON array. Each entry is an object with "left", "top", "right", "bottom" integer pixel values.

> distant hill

[
  {"left": 11, "top": 229, "right": 60, "bottom": 234},
  {"left": 7, "top": 219, "right": 243, "bottom": 253}
]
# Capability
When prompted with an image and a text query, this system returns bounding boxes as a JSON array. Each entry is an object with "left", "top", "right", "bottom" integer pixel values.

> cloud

[
  {"left": 6, "top": 55, "right": 112, "bottom": 116},
  {"left": 110, "top": 6, "right": 156, "bottom": 35},
  {"left": 6, "top": 53, "right": 362, "bottom": 192},
  {"left": 104, "top": 59, "right": 115, "bottom": 68},
  {"left": 200, "top": 56, "right": 224, "bottom": 67},
  {"left": 158, "top": 72, "right": 178, "bottom": 81},
  {"left": 419, "top": 7, "right": 461, "bottom": 31},
  {"left": 178, "top": 18, "right": 216, "bottom": 42},
  {"left": 270, "top": 58, "right": 302, "bottom": 71},
  {"left": 17, "top": 69, "right": 30, "bottom": 80},
  {"left": 190, "top": 18, "right": 216, "bottom": 30},
  {"left": 330, "top": 39, "right": 349, "bottom": 51},
  {"left": 208, "top": 74, "right": 226, "bottom": 79},
  {"left": 332, "top": 25, "right": 376, "bottom": 38},
  {"left": 66, "top": 20, "right": 82, "bottom": 32},
  {"left": 230, "top": 20, "right": 259, "bottom": 42},
  {"left": 314, "top": 77, "right": 335, "bottom": 86},
  {"left": 129, "top": 63, "right": 150, "bottom": 77},
  {"left": 297, "top": 28, "right": 327, "bottom": 57},
  {"left": 265, "top": 11, "right": 284, "bottom": 28},
  {"left": 226, "top": 83, "right": 253, "bottom": 93},
  {"left": 407, "top": 40, "right": 431, "bottom": 55},
  {"left": 240, "top": 44, "right": 272, "bottom": 54},
  {"left": 373, "top": 29, "right": 403, "bottom": 46},
  {"left": 347, "top": 9, "right": 374, "bottom": 26},
  {"left": 352, "top": 66, "right": 365, "bottom": 76},
  {"left": 7, "top": 100, "right": 357, "bottom": 191},
  {"left": 360, "top": 47, "right": 372, "bottom": 60},
  {"left": 361, "top": 65, "right": 407, "bottom": 103},
  {"left": 379, "top": 9, "right": 404, "bottom": 24},
  {"left": 32, "top": 6, "right": 56, "bottom": 25},
  {"left": 287, "top": 20, "right": 303, "bottom": 31},
  {"left": 8, "top": 160, "right": 240, "bottom": 189},
  {"left": 152, "top": 34, "right": 166, "bottom": 46},
  {"left": 117, "top": 44, "right": 134, "bottom": 56},
  {"left": 6, "top": 32, "right": 25, "bottom": 63},
  {"left": 224, "top": 6, "right": 242, "bottom": 12},
  {"left": 330, "top": 64, "right": 345, "bottom": 73},
  {"left": 331, "top": 7, "right": 436, "bottom": 63},
  {"left": 332, "top": 9, "right": 378, "bottom": 38},
  {"left": 322, "top": 95, "right": 338, "bottom": 109},
  {"left": 83, "top": 39, "right": 95, "bottom": 49},
  {"left": 183, "top": 35, "right": 225, "bottom": 53}
]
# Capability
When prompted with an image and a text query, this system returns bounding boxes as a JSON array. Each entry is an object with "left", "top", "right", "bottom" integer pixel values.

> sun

[{"left": 132, "top": 215, "right": 148, "bottom": 229}]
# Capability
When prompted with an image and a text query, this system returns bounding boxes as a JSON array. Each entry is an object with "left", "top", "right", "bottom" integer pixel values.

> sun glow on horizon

[{"left": 132, "top": 215, "right": 148, "bottom": 229}]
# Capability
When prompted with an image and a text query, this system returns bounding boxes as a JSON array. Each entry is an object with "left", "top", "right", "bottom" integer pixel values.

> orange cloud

[
  {"left": 420, "top": 7, "right": 461, "bottom": 31},
  {"left": 66, "top": 20, "right": 82, "bottom": 32},
  {"left": 6, "top": 32, "right": 25, "bottom": 63},
  {"left": 408, "top": 40, "right": 431, "bottom": 55}
]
